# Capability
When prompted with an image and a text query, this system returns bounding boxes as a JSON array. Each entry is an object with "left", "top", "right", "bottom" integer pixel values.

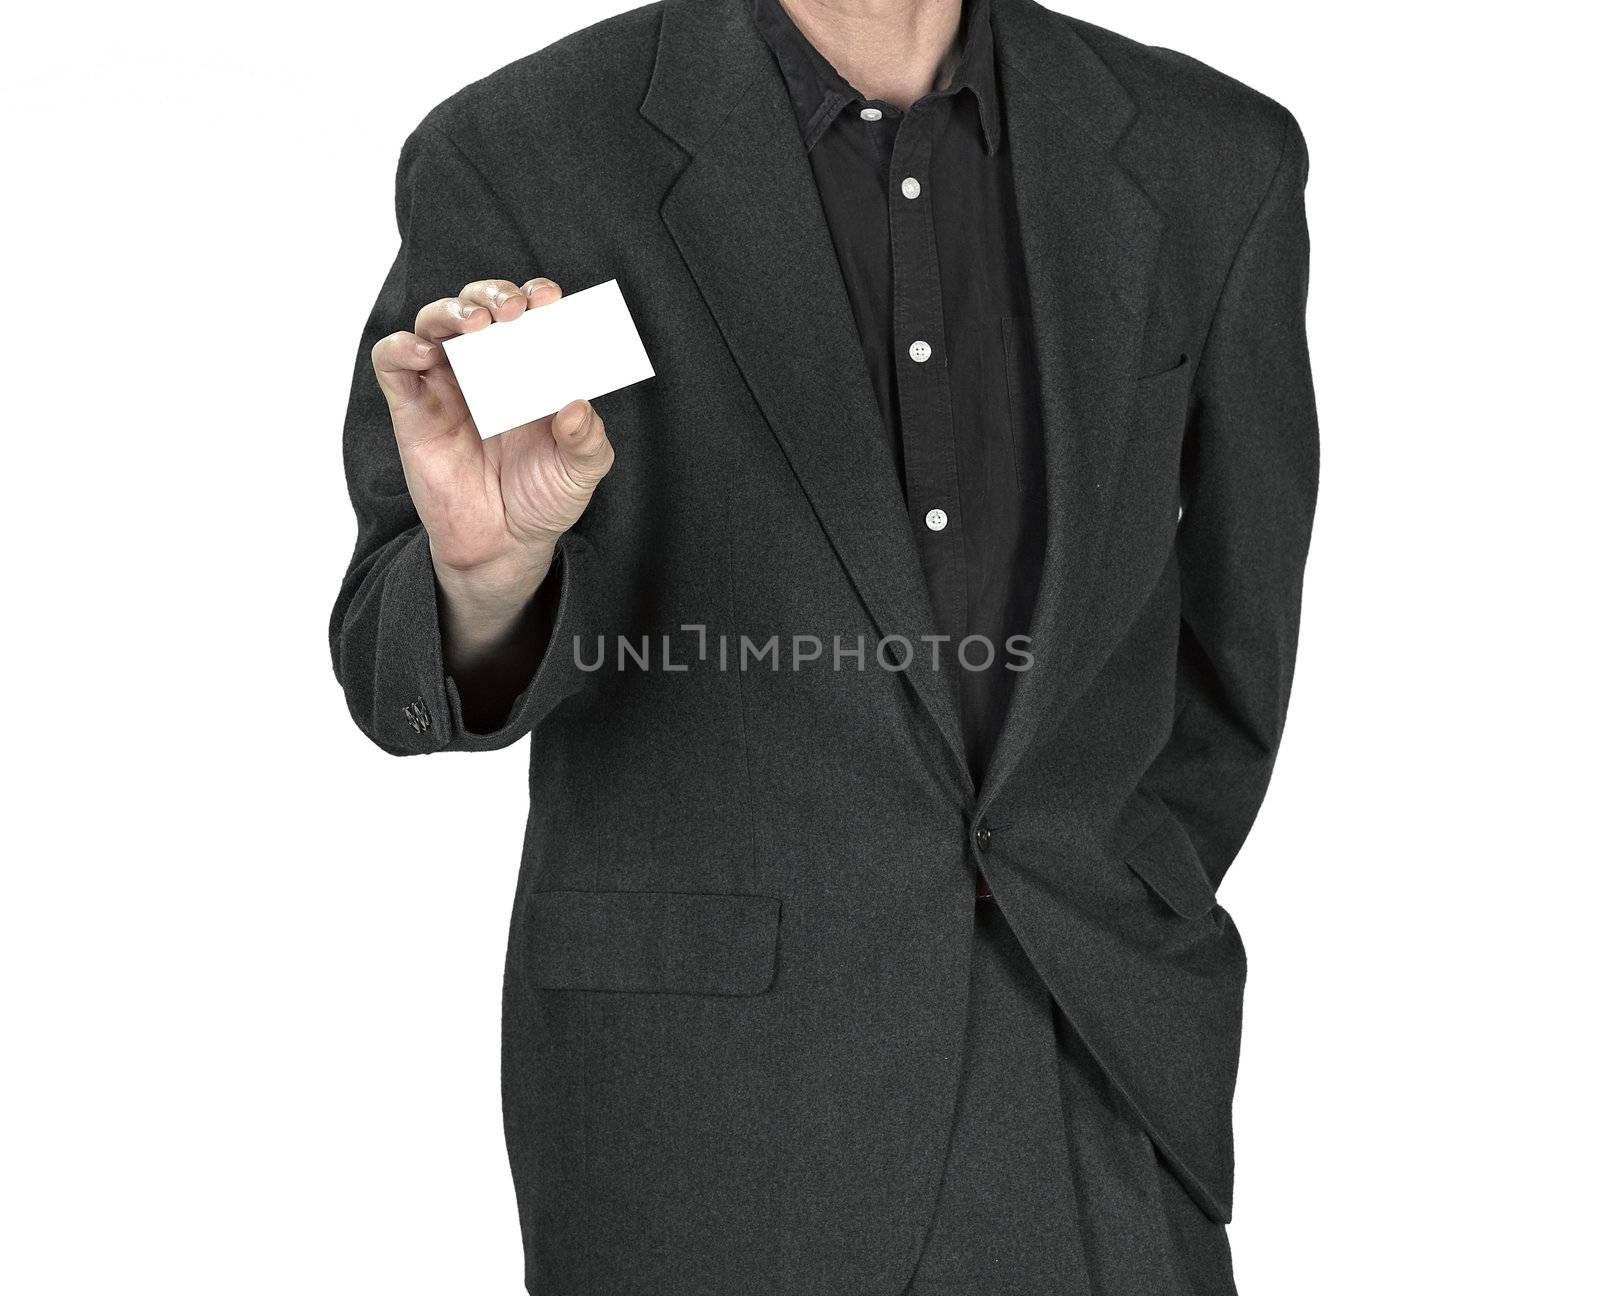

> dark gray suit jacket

[{"left": 331, "top": 0, "right": 1317, "bottom": 1290}]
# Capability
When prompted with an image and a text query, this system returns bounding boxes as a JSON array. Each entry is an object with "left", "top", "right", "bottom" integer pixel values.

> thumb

[{"left": 551, "top": 399, "right": 615, "bottom": 490}]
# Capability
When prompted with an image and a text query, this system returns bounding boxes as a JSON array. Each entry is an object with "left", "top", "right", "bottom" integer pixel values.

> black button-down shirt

[{"left": 753, "top": 0, "right": 1046, "bottom": 786}]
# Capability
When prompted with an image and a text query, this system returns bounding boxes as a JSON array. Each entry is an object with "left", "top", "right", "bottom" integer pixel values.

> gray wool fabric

[
  {"left": 329, "top": 0, "right": 1317, "bottom": 1291},
  {"left": 906, "top": 902, "right": 1236, "bottom": 1294}
]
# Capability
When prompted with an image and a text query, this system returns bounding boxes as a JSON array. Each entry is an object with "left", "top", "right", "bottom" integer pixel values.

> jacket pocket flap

[
  {"left": 1124, "top": 807, "right": 1217, "bottom": 919},
  {"left": 524, "top": 890, "right": 782, "bottom": 996}
]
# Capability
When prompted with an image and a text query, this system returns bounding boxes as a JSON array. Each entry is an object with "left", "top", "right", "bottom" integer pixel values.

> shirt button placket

[{"left": 891, "top": 111, "right": 954, "bottom": 566}]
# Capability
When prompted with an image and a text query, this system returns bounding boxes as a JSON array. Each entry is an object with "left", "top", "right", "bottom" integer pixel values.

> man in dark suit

[{"left": 331, "top": 0, "right": 1317, "bottom": 1290}]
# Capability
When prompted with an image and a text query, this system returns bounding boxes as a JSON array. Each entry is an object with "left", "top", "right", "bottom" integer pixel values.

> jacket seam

[
  {"left": 1190, "top": 106, "right": 1294, "bottom": 382},
  {"left": 417, "top": 122, "right": 540, "bottom": 262}
]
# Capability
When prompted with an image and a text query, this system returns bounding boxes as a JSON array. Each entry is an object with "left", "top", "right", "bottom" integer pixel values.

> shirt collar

[{"left": 751, "top": 0, "right": 1003, "bottom": 156}]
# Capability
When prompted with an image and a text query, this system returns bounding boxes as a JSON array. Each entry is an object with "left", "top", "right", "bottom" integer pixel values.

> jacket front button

[{"left": 974, "top": 824, "right": 993, "bottom": 850}]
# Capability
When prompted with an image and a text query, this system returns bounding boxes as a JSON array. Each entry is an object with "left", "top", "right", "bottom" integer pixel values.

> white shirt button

[
  {"left": 859, "top": 107, "right": 883, "bottom": 122},
  {"left": 901, "top": 176, "right": 922, "bottom": 199},
  {"left": 925, "top": 508, "right": 949, "bottom": 532},
  {"left": 908, "top": 340, "right": 933, "bottom": 363}
]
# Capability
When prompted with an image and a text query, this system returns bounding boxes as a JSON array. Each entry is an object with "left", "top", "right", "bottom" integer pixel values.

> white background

[{"left": 3, "top": 1, "right": 1595, "bottom": 1291}]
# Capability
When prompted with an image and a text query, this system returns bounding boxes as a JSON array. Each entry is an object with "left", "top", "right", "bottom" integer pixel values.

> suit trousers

[{"left": 902, "top": 901, "right": 1237, "bottom": 1296}]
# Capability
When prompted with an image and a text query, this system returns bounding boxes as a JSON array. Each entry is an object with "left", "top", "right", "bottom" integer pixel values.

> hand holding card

[
  {"left": 441, "top": 279, "right": 655, "bottom": 438},
  {"left": 369, "top": 274, "right": 627, "bottom": 678}
]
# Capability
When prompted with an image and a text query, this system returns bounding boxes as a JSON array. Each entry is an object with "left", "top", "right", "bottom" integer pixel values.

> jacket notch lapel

[
  {"left": 644, "top": 0, "right": 971, "bottom": 788},
  {"left": 980, "top": 0, "right": 1166, "bottom": 806}
]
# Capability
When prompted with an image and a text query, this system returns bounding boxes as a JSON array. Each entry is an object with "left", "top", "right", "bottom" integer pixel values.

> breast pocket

[
  {"left": 1102, "top": 353, "right": 1193, "bottom": 603},
  {"left": 1131, "top": 353, "right": 1192, "bottom": 441}
]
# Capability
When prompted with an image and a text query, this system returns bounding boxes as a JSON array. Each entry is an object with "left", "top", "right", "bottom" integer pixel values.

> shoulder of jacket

[
  {"left": 1066, "top": 15, "right": 1298, "bottom": 174},
  {"left": 411, "top": 3, "right": 664, "bottom": 165}
]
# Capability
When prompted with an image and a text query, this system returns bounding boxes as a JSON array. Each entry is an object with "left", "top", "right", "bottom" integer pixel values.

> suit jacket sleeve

[
  {"left": 329, "top": 120, "right": 598, "bottom": 757},
  {"left": 1142, "top": 110, "right": 1319, "bottom": 890}
]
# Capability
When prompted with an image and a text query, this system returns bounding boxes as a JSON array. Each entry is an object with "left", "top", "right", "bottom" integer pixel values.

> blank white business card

[{"left": 441, "top": 279, "right": 655, "bottom": 438}]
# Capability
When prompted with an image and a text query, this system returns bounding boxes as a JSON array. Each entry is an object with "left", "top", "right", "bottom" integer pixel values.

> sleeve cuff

[{"left": 370, "top": 527, "right": 596, "bottom": 755}]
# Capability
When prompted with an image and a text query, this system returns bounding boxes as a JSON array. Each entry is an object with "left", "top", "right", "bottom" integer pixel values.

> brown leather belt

[{"left": 974, "top": 867, "right": 993, "bottom": 902}]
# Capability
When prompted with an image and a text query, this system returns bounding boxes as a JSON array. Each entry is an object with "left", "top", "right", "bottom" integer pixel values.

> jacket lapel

[
  {"left": 978, "top": 0, "right": 1166, "bottom": 811},
  {"left": 643, "top": 0, "right": 971, "bottom": 789},
  {"left": 641, "top": 0, "right": 1166, "bottom": 805}
]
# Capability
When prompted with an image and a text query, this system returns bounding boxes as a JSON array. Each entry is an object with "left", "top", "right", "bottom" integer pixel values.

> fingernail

[
  {"left": 414, "top": 340, "right": 433, "bottom": 358},
  {"left": 459, "top": 303, "right": 480, "bottom": 318}
]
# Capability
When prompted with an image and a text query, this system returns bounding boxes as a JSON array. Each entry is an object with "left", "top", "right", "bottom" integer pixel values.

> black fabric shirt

[{"left": 752, "top": 0, "right": 1046, "bottom": 786}]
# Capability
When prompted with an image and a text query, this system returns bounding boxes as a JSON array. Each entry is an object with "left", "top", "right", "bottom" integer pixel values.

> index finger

[{"left": 414, "top": 294, "right": 493, "bottom": 343}]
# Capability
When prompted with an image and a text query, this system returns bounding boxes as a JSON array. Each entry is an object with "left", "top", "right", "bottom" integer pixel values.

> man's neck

[{"left": 778, "top": 0, "right": 965, "bottom": 110}]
